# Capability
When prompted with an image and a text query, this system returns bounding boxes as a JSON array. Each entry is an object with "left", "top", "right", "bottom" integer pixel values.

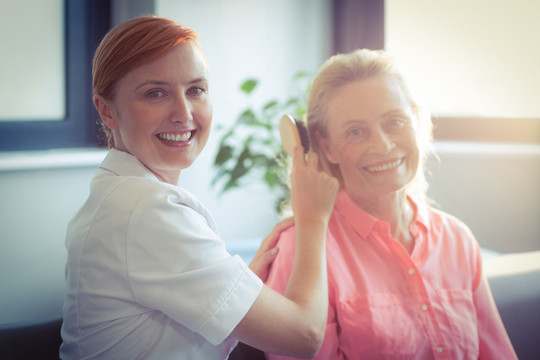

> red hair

[
  {"left": 93, "top": 16, "right": 199, "bottom": 99},
  {"left": 92, "top": 16, "right": 200, "bottom": 147}
]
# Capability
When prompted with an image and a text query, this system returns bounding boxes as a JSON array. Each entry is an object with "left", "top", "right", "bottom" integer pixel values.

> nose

[
  {"left": 170, "top": 94, "right": 192, "bottom": 124},
  {"left": 368, "top": 128, "right": 394, "bottom": 154}
]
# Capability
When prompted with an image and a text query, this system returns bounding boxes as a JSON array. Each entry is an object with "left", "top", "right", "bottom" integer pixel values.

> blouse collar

[{"left": 333, "top": 189, "right": 430, "bottom": 238}]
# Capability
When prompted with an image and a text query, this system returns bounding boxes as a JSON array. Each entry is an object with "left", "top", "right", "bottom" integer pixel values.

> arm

[
  {"left": 232, "top": 147, "right": 338, "bottom": 358},
  {"left": 472, "top": 245, "right": 518, "bottom": 359},
  {"left": 265, "top": 228, "right": 343, "bottom": 360}
]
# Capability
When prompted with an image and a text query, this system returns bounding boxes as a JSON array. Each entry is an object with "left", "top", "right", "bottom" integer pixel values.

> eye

[
  {"left": 146, "top": 89, "right": 165, "bottom": 98},
  {"left": 187, "top": 86, "right": 208, "bottom": 96},
  {"left": 385, "top": 118, "right": 407, "bottom": 131},
  {"left": 390, "top": 119, "right": 404, "bottom": 126},
  {"left": 346, "top": 127, "right": 366, "bottom": 139}
]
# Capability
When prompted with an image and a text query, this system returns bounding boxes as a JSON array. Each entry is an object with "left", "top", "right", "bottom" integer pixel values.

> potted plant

[{"left": 212, "top": 72, "right": 312, "bottom": 214}]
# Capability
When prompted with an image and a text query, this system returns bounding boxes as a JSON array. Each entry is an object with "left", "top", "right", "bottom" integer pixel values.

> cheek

[
  {"left": 197, "top": 102, "right": 213, "bottom": 128},
  {"left": 116, "top": 103, "right": 147, "bottom": 130},
  {"left": 203, "top": 107, "right": 213, "bottom": 129},
  {"left": 322, "top": 134, "right": 348, "bottom": 165},
  {"left": 403, "top": 133, "right": 421, "bottom": 172}
]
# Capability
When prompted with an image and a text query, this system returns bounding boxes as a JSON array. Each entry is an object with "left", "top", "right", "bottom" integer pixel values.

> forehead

[
  {"left": 325, "top": 76, "right": 412, "bottom": 120},
  {"left": 121, "top": 42, "right": 208, "bottom": 85}
]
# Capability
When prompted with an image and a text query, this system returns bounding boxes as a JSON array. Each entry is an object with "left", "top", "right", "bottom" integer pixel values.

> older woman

[
  {"left": 60, "top": 16, "right": 338, "bottom": 360},
  {"left": 265, "top": 49, "right": 517, "bottom": 359}
]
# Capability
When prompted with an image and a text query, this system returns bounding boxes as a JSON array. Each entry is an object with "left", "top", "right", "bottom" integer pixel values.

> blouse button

[
  {"left": 421, "top": 304, "right": 428, "bottom": 311},
  {"left": 408, "top": 268, "right": 415, "bottom": 275},
  {"left": 436, "top": 347, "right": 444, "bottom": 353}
]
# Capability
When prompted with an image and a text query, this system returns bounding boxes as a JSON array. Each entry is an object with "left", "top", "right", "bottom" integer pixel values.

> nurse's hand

[
  {"left": 290, "top": 146, "right": 338, "bottom": 226},
  {"left": 249, "top": 217, "right": 294, "bottom": 281}
]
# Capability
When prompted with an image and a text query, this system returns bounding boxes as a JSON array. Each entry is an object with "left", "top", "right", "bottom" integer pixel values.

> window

[
  {"left": 332, "top": 0, "right": 540, "bottom": 143},
  {"left": 384, "top": 0, "right": 540, "bottom": 143},
  {"left": 0, "top": 0, "right": 110, "bottom": 151}
]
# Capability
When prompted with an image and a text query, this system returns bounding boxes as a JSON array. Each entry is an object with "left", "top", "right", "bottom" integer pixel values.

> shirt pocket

[
  {"left": 435, "top": 288, "right": 479, "bottom": 357},
  {"left": 337, "top": 294, "right": 428, "bottom": 359}
]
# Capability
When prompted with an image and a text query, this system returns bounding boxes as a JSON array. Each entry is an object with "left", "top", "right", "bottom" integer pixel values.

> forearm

[
  {"left": 232, "top": 148, "right": 337, "bottom": 357},
  {"left": 232, "top": 221, "right": 329, "bottom": 358},
  {"left": 284, "top": 219, "right": 328, "bottom": 329}
]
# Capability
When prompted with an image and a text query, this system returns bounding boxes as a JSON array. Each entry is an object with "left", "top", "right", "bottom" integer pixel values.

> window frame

[{"left": 0, "top": 0, "right": 110, "bottom": 151}]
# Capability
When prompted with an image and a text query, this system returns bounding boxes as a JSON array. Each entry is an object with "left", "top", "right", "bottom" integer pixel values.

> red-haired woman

[{"left": 60, "top": 16, "right": 338, "bottom": 360}]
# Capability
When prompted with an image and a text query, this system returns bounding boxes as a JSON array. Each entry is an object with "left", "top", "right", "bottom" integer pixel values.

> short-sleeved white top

[{"left": 60, "top": 149, "right": 263, "bottom": 360}]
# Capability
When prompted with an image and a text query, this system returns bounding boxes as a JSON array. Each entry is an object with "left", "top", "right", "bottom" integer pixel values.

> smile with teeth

[
  {"left": 365, "top": 158, "right": 403, "bottom": 173},
  {"left": 157, "top": 132, "right": 193, "bottom": 142}
]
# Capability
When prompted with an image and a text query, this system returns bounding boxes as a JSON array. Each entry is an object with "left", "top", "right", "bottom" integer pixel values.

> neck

[
  {"left": 144, "top": 165, "right": 180, "bottom": 185},
  {"left": 353, "top": 190, "right": 416, "bottom": 253}
]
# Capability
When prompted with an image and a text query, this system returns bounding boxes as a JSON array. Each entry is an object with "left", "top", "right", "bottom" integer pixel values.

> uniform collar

[{"left": 98, "top": 149, "right": 160, "bottom": 182}]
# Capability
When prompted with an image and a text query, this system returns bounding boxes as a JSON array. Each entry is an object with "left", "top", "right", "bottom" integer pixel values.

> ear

[
  {"left": 316, "top": 130, "right": 339, "bottom": 165},
  {"left": 93, "top": 94, "right": 118, "bottom": 130}
]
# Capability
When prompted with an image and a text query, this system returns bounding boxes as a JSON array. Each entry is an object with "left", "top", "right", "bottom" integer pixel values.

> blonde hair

[
  {"left": 92, "top": 16, "right": 200, "bottom": 148},
  {"left": 306, "top": 49, "right": 433, "bottom": 205}
]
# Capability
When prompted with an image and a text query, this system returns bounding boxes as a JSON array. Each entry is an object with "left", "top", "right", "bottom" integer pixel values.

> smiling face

[
  {"left": 318, "top": 76, "right": 420, "bottom": 204},
  {"left": 94, "top": 42, "right": 212, "bottom": 184}
]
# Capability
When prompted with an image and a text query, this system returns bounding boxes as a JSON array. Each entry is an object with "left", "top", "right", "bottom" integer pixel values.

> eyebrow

[
  {"left": 340, "top": 119, "right": 367, "bottom": 129},
  {"left": 382, "top": 109, "right": 409, "bottom": 118},
  {"left": 135, "top": 77, "right": 209, "bottom": 91},
  {"left": 338, "top": 109, "right": 409, "bottom": 128}
]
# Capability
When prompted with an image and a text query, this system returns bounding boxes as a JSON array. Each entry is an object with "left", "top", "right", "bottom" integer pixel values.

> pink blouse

[{"left": 265, "top": 189, "right": 517, "bottom": 360}]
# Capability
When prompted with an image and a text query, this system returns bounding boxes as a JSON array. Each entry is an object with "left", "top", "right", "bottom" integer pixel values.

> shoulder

[
  {"left": 265, "top": 224, "right": 296, "bottom": 291},
  {"left": 426, "top": 207, "right": 481, "bottom": 263},
  {"left": 98, "top": 176, "right": 211, "bottom": 220},
  {"left": 427, "top": 207, "right": 475, "bottom": 239}
]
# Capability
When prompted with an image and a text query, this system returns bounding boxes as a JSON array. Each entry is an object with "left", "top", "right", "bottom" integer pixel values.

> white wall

[{"left": 0, "top": 160, "right": 102, "bottom": 324}]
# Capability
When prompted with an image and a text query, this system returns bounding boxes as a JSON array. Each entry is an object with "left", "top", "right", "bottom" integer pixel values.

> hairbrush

[{"left": 279, "top": 114, "right": 309, "bottom": 156}]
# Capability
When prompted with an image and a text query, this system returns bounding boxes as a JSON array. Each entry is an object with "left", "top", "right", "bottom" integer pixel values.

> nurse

[{"left": 60, "top": 16, "right": 338, "bottom": 359}]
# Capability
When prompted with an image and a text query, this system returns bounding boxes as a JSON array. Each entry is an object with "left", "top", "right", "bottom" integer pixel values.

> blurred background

[{"left": 1, "top": 0, "right": 539, "bottom": 328}]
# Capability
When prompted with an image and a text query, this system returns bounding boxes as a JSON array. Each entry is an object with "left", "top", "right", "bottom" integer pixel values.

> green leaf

[
  {"left": 214, "top": 144, "right": 233, "bottom": 166},
  {"left": 238, "top": 109, "right": 257, "bottom": 125},
  {"left": 263, "top": 168, "right": 280, "bottom": 188},
  {"left": 228, "top": 147, "right": 251, "bottom": 184},
  {"left": 262, "top": 100, "right": 279, "bottom": 111},
  {"left": 240, "top": 79, "right": 258, "bottom": 94},
  {"left": 223, "top": 177, "right": 239, "bottom": 192},
  {"left": 293, "top": 71, "right": 311, "bottom": 80},
  {"left": 211, "top": 167, "right": 229, "bottom": 187}
]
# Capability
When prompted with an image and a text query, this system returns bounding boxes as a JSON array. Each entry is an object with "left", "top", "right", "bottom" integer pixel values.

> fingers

[
  {"left": 292, "top": 145, "right": 305, "bottom": 168},
  {"left": 260, "top": 217, "right": 293, "bottom": 250},
  {"left": 249, "top": 217, "right": 292, "bottom": 280},
  {"left": 273, "top": 216, "right": 294, "bottom": 232},
  {"left": 289, "top": 146, "right": 338, "bottom": 224},
  {"left": 293, "top": 146, "right": 319, "bottom": 170},
  {"left": 306, "top": 151, "right": 318, "bottom": 169},
  {"left": 249, "top": 240, "right": 281, "bottom": 281}
]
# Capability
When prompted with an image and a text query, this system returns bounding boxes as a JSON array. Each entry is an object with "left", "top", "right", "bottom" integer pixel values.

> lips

[
  {"left": 365, "top": 158, "right": 403, "bottom": 173},
  {"left": 157, "top": 131, "right": 194, "bottom": 143}
]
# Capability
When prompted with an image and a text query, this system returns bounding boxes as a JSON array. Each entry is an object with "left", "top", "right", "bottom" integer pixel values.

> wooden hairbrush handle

[{"left": 279, "top": 114, "right": 309, "bottom": 156}]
